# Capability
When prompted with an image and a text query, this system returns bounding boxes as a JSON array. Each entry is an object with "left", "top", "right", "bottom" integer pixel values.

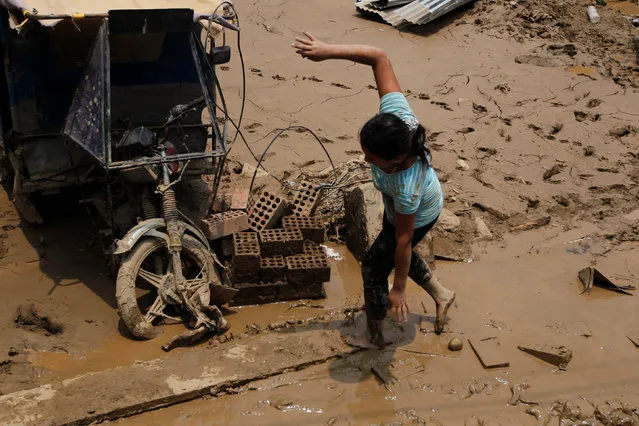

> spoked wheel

[{"left": 115, "top": 234, "right": 217, "bottom": 340}]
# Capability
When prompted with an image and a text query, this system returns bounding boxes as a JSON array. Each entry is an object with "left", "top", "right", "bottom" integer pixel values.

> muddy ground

[{"left": 1, "top": 0, "right": 639, "bottom": 424}]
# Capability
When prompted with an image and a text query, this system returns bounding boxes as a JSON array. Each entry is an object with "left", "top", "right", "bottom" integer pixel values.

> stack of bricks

[{"left": 231, "top": 232, "right": 260, "bottom": 283}]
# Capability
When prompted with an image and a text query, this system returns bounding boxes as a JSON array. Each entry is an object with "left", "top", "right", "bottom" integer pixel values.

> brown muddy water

[{"left": 25, "top": 245, "right": 364, "bottom": 380}]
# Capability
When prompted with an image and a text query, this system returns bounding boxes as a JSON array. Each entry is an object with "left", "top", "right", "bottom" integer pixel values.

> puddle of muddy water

[
  {"left": 607, "top": 0, "right": 639, "bottom": 15},
  {"left": 27, "top": 245, "right": 366, "bottom": 380},
  {"left": 566, "top": 66, "right": 596, "bottom": 76}
]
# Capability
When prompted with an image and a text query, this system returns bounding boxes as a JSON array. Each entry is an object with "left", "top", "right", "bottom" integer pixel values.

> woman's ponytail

[{"left": 411, "top": 124, "right": 430, "bottom": 166}]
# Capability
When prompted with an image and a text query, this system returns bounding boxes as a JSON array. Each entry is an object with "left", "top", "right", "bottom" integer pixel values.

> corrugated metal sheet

[{"left": 356, "top": 0, "right": 474, "bottom": 28}]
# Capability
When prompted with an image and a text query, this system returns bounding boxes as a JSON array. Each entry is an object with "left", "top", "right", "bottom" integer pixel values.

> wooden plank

[{"left": 469, "top": 338, "right": 510, "bottom": 369}]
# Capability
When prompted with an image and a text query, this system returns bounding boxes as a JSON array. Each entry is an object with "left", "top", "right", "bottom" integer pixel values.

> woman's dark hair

[{"left": 360, "top": 113, "right": 429, "bottom": 166}]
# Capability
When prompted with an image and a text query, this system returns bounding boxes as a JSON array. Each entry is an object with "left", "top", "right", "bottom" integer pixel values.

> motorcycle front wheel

[{"left": 115, "top": 234, "right": 217, "bottom": 340}]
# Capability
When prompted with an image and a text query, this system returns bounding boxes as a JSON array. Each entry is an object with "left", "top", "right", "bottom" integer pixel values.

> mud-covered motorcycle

[{"left": 0, "top": 6, "right": 240, "bottom": 346}]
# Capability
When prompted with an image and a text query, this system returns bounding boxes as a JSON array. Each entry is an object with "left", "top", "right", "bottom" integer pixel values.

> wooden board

[{"left": 469, "top": 338, "right": 510, "bottom": 369}]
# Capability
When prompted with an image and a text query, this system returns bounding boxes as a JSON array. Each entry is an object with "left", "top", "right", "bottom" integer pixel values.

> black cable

[{"left": 248, "top": 126, "right": 339, "bottom": 201}]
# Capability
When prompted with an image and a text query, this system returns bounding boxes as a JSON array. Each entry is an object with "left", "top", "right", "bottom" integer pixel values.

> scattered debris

[
  {"left": 472, "top": 102, "right": 487, "bottom": 114},
  {"left": 448, "top": 338, "right": 464, "bottom": 351},
  {"left": 552, "top": 195, "right": 570, "bottom": 207},
  {"left": 515, "top": 55, "right": 564, "bottom": 67},
  {"left": 472, "top": 202, "right": 509, "bottom": 220},
  {"left": 456, "top": 159, "right": 470, "bottom": 171},
  {"left": 517, "top": 344, "right": 573, "bottom": 370},
  {"left": 626, "top": 331, "right": 639, "bottom": 348},
  {"left": 331, "top": 82, "right": 351, "bottom": 89},
  {"left": 240, "top": 163, "right": 269, "bottom": 179},
  {"left": 510, "top": 216, "right": 551, "bottom": 232},
  {"left": 543, "top": 164, "right": 564, "bottom": 181},
  {"left": 508, "top": 383, "right": 539, "bottom": 406},
  {"left": 474, "top": 217, "right": 493, "bottom": 240},
  {"left": 457, "top": 126, "right": 474, "bottom": 134},
  {"left": 609, "top": 126, "right": 637, "bottom": 138},
  {"left": 586, "top": 98, "right": 602, "bottom": 108},
  {"left": 438, "top": 209, "right": 461, "bottom": 232},
  {"left": 469, "top": 338, "right": 510, "bottom": 369},
  {"left": 578, "top": 267, "right": 635, "bottom": 295},
  {"left": 621, "top": 208, "right": 639, "bottom": 226},
  {"left": 583, "top": 145, "right": 596, "bottom": 156},
  {"left": 14, "top": 303, "right": 64, "bottom": 336}
]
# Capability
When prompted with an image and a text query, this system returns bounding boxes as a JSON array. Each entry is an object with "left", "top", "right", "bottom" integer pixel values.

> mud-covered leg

[
  {"left": 349, "top": 222, "right": 396, "bottom": 349},
  {"left": 409, "top": 253, "right": 455, "bottom": 334}
]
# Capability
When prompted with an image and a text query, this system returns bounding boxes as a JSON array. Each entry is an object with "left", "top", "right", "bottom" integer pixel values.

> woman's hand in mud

[
  {"left": 388, "top": 287, "right": 409, "bottom": 323},
  {"left": 292, "top": 32, "right": 333, "bottom": 62}
]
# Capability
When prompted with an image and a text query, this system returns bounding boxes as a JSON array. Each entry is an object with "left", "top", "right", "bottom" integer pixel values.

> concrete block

[
  {"left": 260, "top": 256, "right": 286, "bottom": 283},
  {"left": 230, "top": 189, "right": 249, "bottom": 210},
  {"left": 286, "top": 254, "right": 330, "bottom": 286},
  {"left": 282, "top": 216, "right": 326, "bottom": 243},
  {"left": 260, "top": 228, "right": 304, "bottom": 257},
  {"left": 291, "top": 181, "right": 321, "bottom": 217},
  {"left": 200, "top": 210, "right": 249, "bottom": 240},
  {"left": 344, "top": 183, "right": 384, "bottom": 261},
  {"left": 248, "top": 191, "right": 286, "bottom": 232},
  {"left": 304, "top": 241, "right": 326, "bottom": 257},
  {"left": 232, "top": 233, "right": 260, "bottom": 283},
  {"left": 517, "top": 344, "right": 573, "bottom": 370}
]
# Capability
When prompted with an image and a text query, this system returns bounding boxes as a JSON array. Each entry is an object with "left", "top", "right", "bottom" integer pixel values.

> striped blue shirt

[{"left": 370, "top": 92, "right": 443, "bottom": 229}]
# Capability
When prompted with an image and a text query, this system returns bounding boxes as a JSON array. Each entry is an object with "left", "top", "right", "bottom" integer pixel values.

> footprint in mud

[
  {"left": 303, "top": 75, "right": 323, "bottom": 82},
  {"left": 244, "top": 122, "right": 263, "bottom": 133},
  {"left": 431, "top": 101, "right": 453, "bottom": 111},
  {"left": 331, "top": 82, "right": 351, "bottom": 90}
]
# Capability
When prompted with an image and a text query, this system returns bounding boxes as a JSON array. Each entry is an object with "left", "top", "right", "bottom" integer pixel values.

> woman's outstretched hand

[{"left": 292, "top": 32, "right": 333, "bottom": 62}]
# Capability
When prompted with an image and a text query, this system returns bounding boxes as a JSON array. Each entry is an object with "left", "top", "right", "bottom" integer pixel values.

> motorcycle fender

[{"left": 113, "top": 218, "right": 210, "bottom": 255}]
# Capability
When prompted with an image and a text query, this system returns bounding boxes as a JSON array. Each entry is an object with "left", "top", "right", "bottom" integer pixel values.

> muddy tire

[{"left": 115, "top": 235, "right": 217, "bottom": 340}]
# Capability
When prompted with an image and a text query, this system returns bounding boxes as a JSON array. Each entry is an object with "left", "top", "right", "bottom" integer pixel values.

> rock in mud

[
  {"left": 474, "top": 217, "right": 492, "bottom": 240},
  {"left": 448, "top": 338, "right": 464, "bottom": 351},
  {"left": 517, "top": 344, "right": 572, "bottom": 370},
  {"left": 621, "top": 208, "right": 639, "bottom": 226},
  {"left": 438, "top": 209, "right": 461, "bottom": 232},
  {"left": 14, "top": 303, "right": 64, "bottom": 336},
  {"left": 456, "top": 159, "right": 470, "bottom": 171},
  {"left": 343, "top": 183, "right": 384, "bottom": 261},
  {"left": 543, "top": 164, "right": 564, "bottom": 180},
  {"left": 414, "top": 233, "right": 435, "bottom": 266}
]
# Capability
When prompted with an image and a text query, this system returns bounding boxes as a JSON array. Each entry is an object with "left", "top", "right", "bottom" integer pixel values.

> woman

[{"left": 292, "top": 33, "right": 456, "bottom": 348}]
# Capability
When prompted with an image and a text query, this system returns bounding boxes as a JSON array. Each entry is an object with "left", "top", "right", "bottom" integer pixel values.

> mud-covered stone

[{"left": 344, "top": 183, "right": 384, "bottom": 260}]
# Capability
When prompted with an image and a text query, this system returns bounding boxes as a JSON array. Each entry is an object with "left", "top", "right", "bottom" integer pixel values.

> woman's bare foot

[{"left": 434, "top": 290, "right": 455, "bottom": 334}]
